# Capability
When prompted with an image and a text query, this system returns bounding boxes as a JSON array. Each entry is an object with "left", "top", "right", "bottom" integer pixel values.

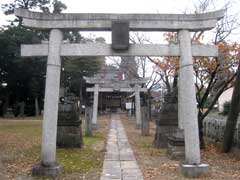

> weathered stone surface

[
  {"left": 180, "top": 163, "right": 209, "bottom": 178},
  {"left": 15, "top": 8, "right": 224, "bottom": 21},
  {"left": 102, "top": 161, "right": 121, "bottom": 179},
  {"left": 85, "top": 78, "right": 148, "bottom": 85},
  {"left": 100, "top": 114, "right": 143, "bottom": 180},
  {"left": 40, "top": 29, "right": 63, "bottom": 167},
  {"left": 167, "top": 129, "right": 185, "bottom": 160},
  {"left": 178, "top": 30, "right": 201, "bottom": 165},
  {"left": 92, "top": 84, "right": 99, "bottom": 128},
  {"left": 121, "top": 161, "right": 139, "bottom": 169},
  {"left": 32, "top": 163, "right": 62, "bottom": 178},
  {"left": 4, "top": 108, "right": 15, "bottom": 118},
  {"left": 154, "top": 126, "right": 178, "bottom": 148},
  {"left": 57, "top": 98, "right": 80, "bottom": 126},
  {"left": 154, "top": 88, "right": 178, "bottom": 148},
  {"left": 85, "top": 106, "right": 93, "bottom": 137},
  {"left": 0, "top": 160, "right": 6, "bottom": 180},
  {"left": 112, "top": 21, "right": 129, "bottom": 50},
  {"left": 57, "top": 126, "right": 82, "bottom": 147},
  {"left": 86, "top": 87, "right": 147, "bottom": 92},
  {"left": 141, "top": 106, "right": 150, "bottom": 136},
  {"left": 15, "top": 8, "right": 224, "bottom": 31},
  {"left": 57, "top": 95, "right": 83, "bottom": 148},
  {"left": 21, "top": 43, "right": 219, "bottom": 57},
  {"left": 135, "top": 84, "right": 142, "bottom": 128},
  {"left": 122, "top": 169, "right": 144, "bottom": 180}
]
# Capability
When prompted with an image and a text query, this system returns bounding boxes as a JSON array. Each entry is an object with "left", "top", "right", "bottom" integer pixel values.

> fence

[{"left": 203, "top": 115, "right": 240, "bottom": 148}]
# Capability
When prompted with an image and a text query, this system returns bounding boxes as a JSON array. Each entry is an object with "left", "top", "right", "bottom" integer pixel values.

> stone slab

[
  {"left": 180, "top": 163, "right": 209, "bottom": 178},
  {"left": 15, "top": 8, "right": 224, "bottom": 21},
  {"left": 122, "top": 168, "right": 144, "bottom": 180},
  {"left": 102, "top": 161, "right": 121, "bottom": 179},
  {"left": 121, "top": 161, "right": 139, "bottom": 169},
  {"left": 32, "top": 163, "right": 62, "bottom": 178},
  {"left": 15, "top": 8, "right": 224, "bottom": 31},
  {"left": 21, "top": 44, "right": 219, "bottom": 57},
  {"left": 100, "top": 115, "right": 144, "bottom": 180}
]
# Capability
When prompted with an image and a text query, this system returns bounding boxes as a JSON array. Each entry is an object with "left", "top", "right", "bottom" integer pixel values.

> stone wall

[{"left": 203, "top": 115, "right": 240, "bottom": 148}]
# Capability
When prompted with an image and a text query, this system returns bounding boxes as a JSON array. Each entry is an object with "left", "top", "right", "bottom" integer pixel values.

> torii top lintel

[{"left": 15, "top": 8, "right": 225, "bottom": 31}]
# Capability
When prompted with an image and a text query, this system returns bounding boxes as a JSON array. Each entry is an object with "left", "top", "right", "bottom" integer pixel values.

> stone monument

[
  {"left": 57, "top": 94, "right": 83, "bottom": 148},
  {"left": 154, "top": 80, "right": 178, "bottom": 148}
]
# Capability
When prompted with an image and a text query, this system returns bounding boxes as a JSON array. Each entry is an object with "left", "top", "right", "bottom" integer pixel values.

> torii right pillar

[{"left": 178, "top": 30, "right": 208, "bottom": 178}]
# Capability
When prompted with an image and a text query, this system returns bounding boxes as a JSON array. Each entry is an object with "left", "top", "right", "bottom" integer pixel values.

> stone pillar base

[
  {"left": 32, "top": 163, "right": 62, "bottom": 178},
  {"left": 92, "top": 124, "right": 98, "bottom": 130},
  {"left": 57, "top": 126, "right": 83, "bottom": 148},
  {"left": 167, "top": 129, "right": 185, "bottom": 160},
  {"left": 180, "top": 163, "right": 209, "bottom": 178},
  {"left": 167, "top": 142, "right": 185, "bottom": 160},
  {"left": 136, "top": 124, "right": 141, "bottom": 129}
]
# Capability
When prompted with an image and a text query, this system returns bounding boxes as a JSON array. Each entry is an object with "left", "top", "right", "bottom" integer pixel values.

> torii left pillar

[{"left": 32, "top": 29, "right": 63, "bottom": 178}]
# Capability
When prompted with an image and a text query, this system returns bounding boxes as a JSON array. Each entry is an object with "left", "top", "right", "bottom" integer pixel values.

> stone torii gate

[
  {"left": 84, "top": 77, "right": 147, "bottom": 129},
  {"left": 15, "top": 8, "right": 224, "bottom": 178}
]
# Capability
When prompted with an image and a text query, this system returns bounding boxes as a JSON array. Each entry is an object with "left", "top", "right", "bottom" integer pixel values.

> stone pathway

[
  {"left": 101, "top": 114, "right": 144, "bottom": 180},
  {"left": 0, "top": 159, "right": 6, "bottom": 180}
]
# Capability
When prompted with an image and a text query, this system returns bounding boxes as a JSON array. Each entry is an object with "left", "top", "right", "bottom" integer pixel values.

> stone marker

[
  {"left": 57, "top": 94, "right": 83, "bottom": 148},
  {"left": 166, "top": 77, "right": 185, "bottom": 160},
  {"left": 85, "top": 106, "right": 93, "bottom": 137},
  {"left": 92, "top": 84, "right": 99, "bottom": 130},
  {"left": 141, "top": 106, "right": 150, "bottom": 136},
  {"left": 154, "top": 89, "right": 178, "bottom": 148},
  {"left": 111, "top": 21, "right": 129, "bottom": 50},
  {"left": 167, "top": 129, "right": 185, "bottom": 160},
  {"left": 135, "top": 84, "right": 141, "bottom": 129},
  {"left": 4, "top": 108, "right": 15, "bottom": 118}
]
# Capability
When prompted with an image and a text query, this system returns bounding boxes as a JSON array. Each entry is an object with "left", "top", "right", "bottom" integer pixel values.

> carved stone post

[
  {"left": 32, "top": 29, "right": 63, "bottom": 178},
  {"left": 135, "top": 84, "right": 141, "bottom": 129},
  {"left": 141, "top": 106, "right": 149, "bottom": 136},
  {"left": 178, "top": 30, "right": 208, "bottom": 178},
  {"left": 85, "top": 106, "right": 93, "bottom": 137},
  {"left": 92, "top": 84, "right": 99, "bottom": 129}
]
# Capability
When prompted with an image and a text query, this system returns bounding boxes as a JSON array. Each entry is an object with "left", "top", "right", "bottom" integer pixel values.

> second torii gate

[
  {"left": 84, "top": 77, "right": 147, "bottom": 128},
  {"left": 15, "top": 8, "right": 224, "bottom": 178}
]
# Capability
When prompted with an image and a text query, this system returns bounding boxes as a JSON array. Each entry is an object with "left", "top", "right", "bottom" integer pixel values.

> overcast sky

[
  {"left": 0, "top": 0, "right": 239, "bottom": 77},
  {"left": 1, "top": 0, "right": 239, "bottom": 43}
]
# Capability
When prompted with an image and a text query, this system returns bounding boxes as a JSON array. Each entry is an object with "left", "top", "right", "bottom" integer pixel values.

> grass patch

[
  {"left": 57, "top": 132, "right": 105, "bottom": 174},
  {"left": 0, "top": 120, "right": 42, "bottom": 134},
  {"left": 83, "top": 132, "right": 104, "bottom": 145},
  {"left": 0, "top": 119, "right": 106, "bottom": 179}
]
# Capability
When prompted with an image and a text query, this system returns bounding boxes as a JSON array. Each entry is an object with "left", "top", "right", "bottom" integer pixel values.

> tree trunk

[
  {"left": 2, "top": 94, "right": 10, "bottom": 117},
  {"left": 147, "top": 90, "right": 152, "bottom": 119},
  {"left": 198, "top": 111, "right": 205, "bottom": 149},
  {"left": 35, "top": 97, "right": 39, "bottom": 116},
  {"left": 222, "top": 64, "right": 240, "bottom": 153},
  {"left": 19, "top": 101, "right": 25, "bottom": 117}
]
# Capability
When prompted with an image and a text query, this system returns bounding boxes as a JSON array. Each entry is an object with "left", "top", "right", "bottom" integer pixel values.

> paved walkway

[{"left": 101, "top": 114, "right": 144, "bottom": 180}]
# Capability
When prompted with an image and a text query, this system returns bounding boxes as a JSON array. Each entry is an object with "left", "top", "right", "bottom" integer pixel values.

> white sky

[
  {"left": 0, "top": 0, "right": 239, "bottom": 77},
  {"left": 1, "top": 0, "right": 240, "bottom": 43}
]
